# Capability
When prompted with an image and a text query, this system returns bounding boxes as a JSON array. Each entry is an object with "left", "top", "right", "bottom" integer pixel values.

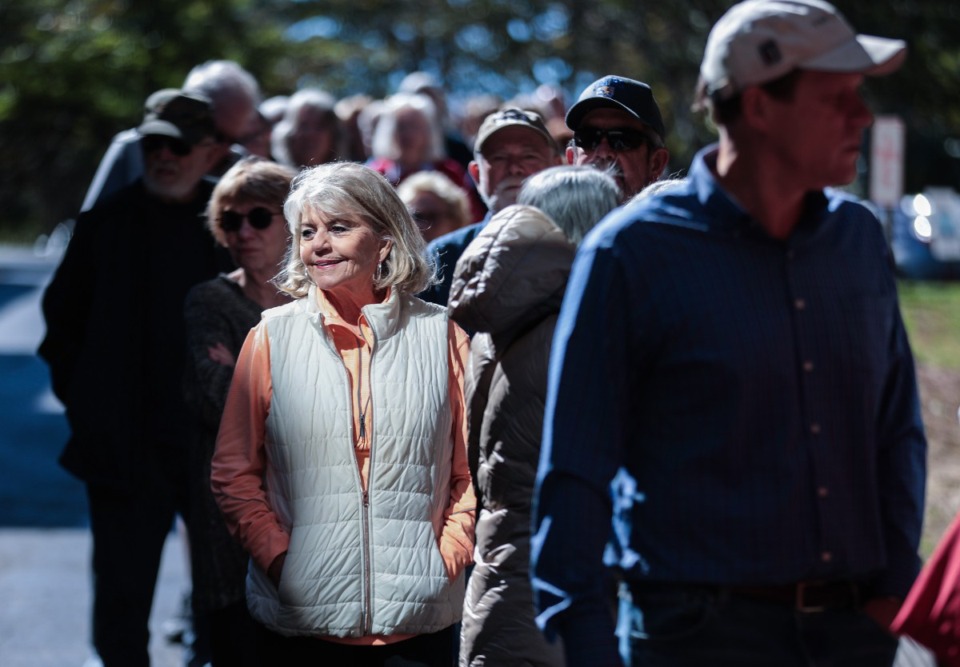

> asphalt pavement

[
  {"left": 0, "top": 244, "right": 187, "bottom": 667},
  {"left": 0, "top": 243, "right": 939, "bottom": 667}
]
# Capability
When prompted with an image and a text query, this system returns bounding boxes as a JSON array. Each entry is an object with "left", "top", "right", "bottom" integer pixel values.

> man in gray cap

[
  {"left": 40, "top": 89, "right": 229, "bottom": 666},
  {"left": 533, "top": 2, "right": 924, "bottom": 665},
  {"left": 566, "top": 75, "right": 670, "bottom": 201},
  {"left": 420, "top": 106, "right": 562, "bottom": 306},
  {"left": 81, "top": 60, "right": 262, "bottom": 212}
]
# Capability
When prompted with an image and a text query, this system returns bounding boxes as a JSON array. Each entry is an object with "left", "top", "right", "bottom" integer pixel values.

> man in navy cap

[
  {"left": 565, "top": 75, "right": 670, "bottom": 201},
  {"left": 40, "top": 89, "right": 229, "bottom": 666}
]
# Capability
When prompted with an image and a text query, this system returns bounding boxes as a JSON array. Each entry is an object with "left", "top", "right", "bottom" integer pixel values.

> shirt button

[
  {"left": 810, "top": 423, "right": 821, "bottom": 435},
  {"left": 803, "top": 361, "right": 814, "bottom": 372},
  {"left": 817, "top": 487, "right": 829, "bottom": 498},
  {"left": 821, "top": 551, "right": 832, "bottom": 563},
  {"left": 795, "top": 298, "right": 806, "bottom": 310}
]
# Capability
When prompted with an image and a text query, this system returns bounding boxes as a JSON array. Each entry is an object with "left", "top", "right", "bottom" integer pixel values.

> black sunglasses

[
  {"left": 219, "top": 207, "right": 278, "bottom": 232},
  {"left": 142, "top": 135, "right": 192, "bottom": 157},
  {"left": 573, "top": 127, "right": 650, "bottom": 152}
]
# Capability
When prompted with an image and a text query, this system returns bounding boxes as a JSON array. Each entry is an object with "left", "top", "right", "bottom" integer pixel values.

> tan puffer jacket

[{"left": 448, "top": 205, "right": 571, "bottom": 667}]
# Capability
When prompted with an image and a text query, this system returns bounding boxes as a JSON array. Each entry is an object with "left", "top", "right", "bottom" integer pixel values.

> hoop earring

[{"left": 375, "top": 261, "right": 384, "bottom": 283}]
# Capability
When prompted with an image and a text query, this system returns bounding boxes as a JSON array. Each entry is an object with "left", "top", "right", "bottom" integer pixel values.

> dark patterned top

[{"left": 183, "top": 274, "right": 266, "bottom": 611}]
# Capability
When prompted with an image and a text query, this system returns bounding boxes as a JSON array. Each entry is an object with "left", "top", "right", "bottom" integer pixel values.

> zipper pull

[
  {"left": 363, "top": 490, "right": 369, "bottom": 507},
  {"left": 359, "top": 413, "right": 366, "bottom": 440}
]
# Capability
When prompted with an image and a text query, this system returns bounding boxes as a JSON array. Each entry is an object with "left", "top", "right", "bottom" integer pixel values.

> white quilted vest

[{"left": 245, "top": 286, "right": 465, "bottom": 637}]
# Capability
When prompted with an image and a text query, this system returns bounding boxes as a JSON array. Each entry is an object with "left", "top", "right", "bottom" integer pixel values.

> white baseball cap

[{"left": 699, "top": 0, "right": 906, "bottom": 101}]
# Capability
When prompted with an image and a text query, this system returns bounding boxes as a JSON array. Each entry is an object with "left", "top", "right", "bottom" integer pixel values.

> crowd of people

[{"left": 37, "top": 0, "right": 960, "bottom": 666}]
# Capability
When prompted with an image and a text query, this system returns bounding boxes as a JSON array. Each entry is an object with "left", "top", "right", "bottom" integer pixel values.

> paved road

[{"left": 0, "top": 245, "right": 187, "bottom": 667}]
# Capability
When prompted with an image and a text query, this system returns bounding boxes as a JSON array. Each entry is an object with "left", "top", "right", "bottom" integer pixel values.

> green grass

[{"left": 898, "top": 280, "right": 960, "bottom": 369}]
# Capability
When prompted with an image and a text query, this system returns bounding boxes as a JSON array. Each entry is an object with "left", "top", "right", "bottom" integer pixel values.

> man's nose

[
  {"left": 506, "top": 156, "right": 526, "bottom": 176},
  {"left": 592, "top": 137, "right": 617, "bottom": 160}
]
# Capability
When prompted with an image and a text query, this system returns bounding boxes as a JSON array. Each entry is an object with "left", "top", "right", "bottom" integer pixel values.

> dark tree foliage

[{"left": 1, "top": 0, "right": 958, "bottom": 235}]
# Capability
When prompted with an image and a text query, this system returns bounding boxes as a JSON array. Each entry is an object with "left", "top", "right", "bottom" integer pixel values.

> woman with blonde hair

[
  {"left": 212, "top": 162, "right": 476, "bottom": 666},
  {"left": 397, "top": 171, "right": 472, "bottom": 243},
  {"left": 183, "top": 156, "right": 295, "bottom": 665}
]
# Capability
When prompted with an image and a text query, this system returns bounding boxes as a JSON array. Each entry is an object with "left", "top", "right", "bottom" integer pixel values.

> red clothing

[
  {"left": 892, "top": 510, "right": 960, "bottom": 665},
  {"left": 366, "top": 157, "right": 487, "bottom": 222}
]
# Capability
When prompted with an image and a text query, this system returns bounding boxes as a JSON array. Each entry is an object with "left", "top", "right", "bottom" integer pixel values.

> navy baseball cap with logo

[
  {"left": 137, "top": 89, "right": 216, "bottom": 145},
  {"left": 565, "top": 75, "right": 666, "bottom": 142}
]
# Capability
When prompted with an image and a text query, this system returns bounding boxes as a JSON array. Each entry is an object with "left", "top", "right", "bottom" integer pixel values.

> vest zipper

[
  {"left": 360, "top": 324, "right": 377, "bottom": 635},
  {"left": 361, "top": 489, "right": 372, "bottom": 634}
]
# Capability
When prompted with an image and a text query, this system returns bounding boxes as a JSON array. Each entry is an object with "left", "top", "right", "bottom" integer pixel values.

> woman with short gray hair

[{"left": 448, "top": 165, "right": 619, "bottom": 667}]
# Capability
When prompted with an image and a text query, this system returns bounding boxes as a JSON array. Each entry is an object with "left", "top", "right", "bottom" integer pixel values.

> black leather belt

[{"left": 728, "top": 581, "right": 863, "bottom": 612}]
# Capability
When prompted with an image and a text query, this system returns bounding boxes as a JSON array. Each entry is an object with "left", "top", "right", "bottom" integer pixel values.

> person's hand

[
  {"left": 268, "top": 552, "right": 286, "bottom": 587},
  {"left": 207, "top": 342, "right": 236, "bottom": 367},
  {"left": 862, "top": 596, "right": 902, "bottom": 633}
]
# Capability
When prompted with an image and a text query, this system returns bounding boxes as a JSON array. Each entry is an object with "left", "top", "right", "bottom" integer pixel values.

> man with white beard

[{"left": 419, "top": 107, "right": 562, "bottom": 306}]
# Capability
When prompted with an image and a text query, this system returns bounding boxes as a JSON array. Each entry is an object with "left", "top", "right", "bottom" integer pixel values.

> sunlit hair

[
  {"left": 206, "top": 157, "right": 296, "bottom": 246},
  {"left": 396, "top": 171, "right": 471, "bottom": 231},
  {"left": 517, "top": 165, "right": 620, "bottom": 245},
  {"left": 370, "top": 93, "right": 445, "bottom": 162},
  {"left": 271, "top": 88, "right": 344, "bottom": 168},
  {"left": 183, "top": 60, "right": 261, "bottom": 107},
  {"left": 276, "top": 162, "right": 434, "bottom": 297},
  {"left": 627, "top": 177, "right": 687, "bottom": 206}
]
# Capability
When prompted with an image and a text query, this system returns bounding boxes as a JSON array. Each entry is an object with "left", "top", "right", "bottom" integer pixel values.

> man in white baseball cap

[{"left": 532, "top": 2, "right": 924, "bottom": 665}]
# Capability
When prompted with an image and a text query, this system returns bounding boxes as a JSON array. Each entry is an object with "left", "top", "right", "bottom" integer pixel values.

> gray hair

[
  {"left": 517, "top": 166, "right": 621, "bottom": 245},
  {"left": 370, "top": 93, "right": 445, "bottom": 163},
  {"left": 627, "top": 177, "right": 686, "bottom": 206},
  {"left": 396, "top": 171, "right": 472, "bottom": 231},
  {"left": 271, "top": 88, "right": 343, "bottom": 168},
  {"left": 275, "top": 162, "right": 434, "bottom": 298},
  {"left": 183, "top": 60, "right": 261, "bottom": 107}
]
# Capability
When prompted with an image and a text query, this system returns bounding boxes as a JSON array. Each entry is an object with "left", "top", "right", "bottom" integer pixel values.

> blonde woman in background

[{"left": 397, "top": 171, "right": 472, "bottom": 243}]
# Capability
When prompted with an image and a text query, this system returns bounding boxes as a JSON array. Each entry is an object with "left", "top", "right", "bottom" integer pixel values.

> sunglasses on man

[
  {"left": 573, "top": 127, "right": 652, "bottom": 152},
  {"left": 142, "top": 135, "right": 193, "bottom": 157},
  {"left": 219, "top": 207, "right": 279, "bottom": 233}
]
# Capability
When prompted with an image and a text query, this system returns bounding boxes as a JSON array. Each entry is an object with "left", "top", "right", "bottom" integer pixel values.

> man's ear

[
  {"left": 467, "top": 160, "right": 480, "bottom": 187},
  {"left": 648, "top": 147, "right": 670, "bottom": 181},
  {"left": 565, "top": 145, "right": 577, "bottom": 165},
  {"left": 740, "top": 86, "right": 773, "bottom": 131}
]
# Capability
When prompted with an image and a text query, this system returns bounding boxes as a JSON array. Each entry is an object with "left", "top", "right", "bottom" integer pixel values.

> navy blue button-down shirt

[{"left": 531, "top": 146, "right": 927, "bottom": 665}]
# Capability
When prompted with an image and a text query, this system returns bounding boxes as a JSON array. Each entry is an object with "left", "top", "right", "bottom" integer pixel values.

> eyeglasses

[
  {"left": 573, "top": 127, "right": 651, "bottom": 152},
  {"left": 142, "top": 135, "right": 192, "bottom": 156},
  {"left": 411, "top": 209, "right": 445, "bottom": 229},
  {"left": 219, "top": 207, "right": 278, "bottom": 232}
]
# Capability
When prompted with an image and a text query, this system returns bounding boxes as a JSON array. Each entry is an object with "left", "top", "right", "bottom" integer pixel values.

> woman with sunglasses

[
  {"left": 211, "top": 162, "right": 476, "bottom": 666},
  {"left": 182, "top": 156, "right": 296, "bottom": 666}
]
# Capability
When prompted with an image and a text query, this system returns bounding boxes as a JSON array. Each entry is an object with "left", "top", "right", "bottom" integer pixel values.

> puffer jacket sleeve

[{"left": 211, "top": 323, "right": 290, "bottom": 574}]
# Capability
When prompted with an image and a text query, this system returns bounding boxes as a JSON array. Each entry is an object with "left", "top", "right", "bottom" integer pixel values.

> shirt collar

[
  {"left": 306, "top": 284, "right": 401, "bottom": 341},
  {"left": 689, "top": 144, "right": 830, "bottom": 243}
]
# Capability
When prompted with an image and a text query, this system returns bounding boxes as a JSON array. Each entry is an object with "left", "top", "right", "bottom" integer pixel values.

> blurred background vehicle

[{"left": 890, "top": 188, "right": 960, "bottom": 280}]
